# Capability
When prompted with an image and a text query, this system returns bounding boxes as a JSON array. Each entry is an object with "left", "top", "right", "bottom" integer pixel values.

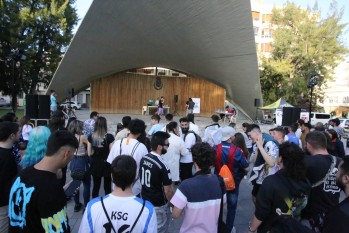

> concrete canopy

[{"left": 48, "top": 0, "right": 262, "bottom": 117}]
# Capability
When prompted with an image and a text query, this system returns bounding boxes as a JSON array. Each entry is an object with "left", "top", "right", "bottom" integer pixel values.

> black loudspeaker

[
  {"left": 174, "top": 95, "right": 178, "bottom": 103},
  {"left": 26, "top": 95, "right": 39, "bottom": 119},
  {"left": 38, "top": 95, "right": 50, "bottom": 119},
  {"left": 254, "top": 98, "right": 260, "bottom": 107},
  {"left": 25, "top": 95, "right": 50, "bottom": 119},
  {"left": 282, "top": 107, "right": 301, "bottom": 126}
]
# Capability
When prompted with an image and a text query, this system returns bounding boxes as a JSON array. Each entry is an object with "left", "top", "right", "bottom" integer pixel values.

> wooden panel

[{"left": 91, "top": 72, "right": 226, "bottom": 117}]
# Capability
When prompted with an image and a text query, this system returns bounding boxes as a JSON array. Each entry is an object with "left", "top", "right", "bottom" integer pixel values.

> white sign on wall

[
  {"left": 275, "top": 108, "right": 283, "bottom": 126},
  {"left": 192, "top": 98, "right": 200, "bottom": 114},
  {"left": 300, "top": 112, "right": 309, "bottom": 123}
]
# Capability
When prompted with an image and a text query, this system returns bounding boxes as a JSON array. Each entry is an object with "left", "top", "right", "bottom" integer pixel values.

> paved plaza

[
  {"left": 65, "top": 109, "right": 264, "bottom": 232},
  {"left": 66, "top": 109, "right": 347, "bottom": 233}
]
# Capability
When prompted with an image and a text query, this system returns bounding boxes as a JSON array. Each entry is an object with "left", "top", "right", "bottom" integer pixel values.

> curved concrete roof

[{"left": 48, "top": 0, "right": 262, "bottom": 117}]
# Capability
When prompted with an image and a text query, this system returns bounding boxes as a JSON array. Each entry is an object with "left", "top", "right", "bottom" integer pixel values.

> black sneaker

[{"left": 74, "top": 203, "right": 82, "bottom": 212}]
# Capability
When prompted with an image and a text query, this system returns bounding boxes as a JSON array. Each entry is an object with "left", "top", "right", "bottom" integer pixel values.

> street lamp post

[
  {"left": 8, "top": 49, "right": 26, "bottom": 113},
  {"left": 307, "top": 75, "right": 318, "bottom": 125}
]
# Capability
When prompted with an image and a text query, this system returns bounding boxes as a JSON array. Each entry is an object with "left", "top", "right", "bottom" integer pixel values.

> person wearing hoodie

[{"left": 248, "top": 142, "right": 311, "bottom": 233}]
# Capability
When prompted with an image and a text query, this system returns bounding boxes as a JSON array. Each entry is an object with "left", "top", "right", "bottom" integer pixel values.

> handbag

[
  {"left": 70, "top": 136, "right": 87, "bottom": 180},
  {"left": 216, "top": 175, "right": 229, "bottom": 233}
]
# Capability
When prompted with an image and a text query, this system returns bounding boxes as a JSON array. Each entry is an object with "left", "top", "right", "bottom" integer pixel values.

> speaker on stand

[{"left": 173, "top": 95, "right": 179, "bottom": 116}]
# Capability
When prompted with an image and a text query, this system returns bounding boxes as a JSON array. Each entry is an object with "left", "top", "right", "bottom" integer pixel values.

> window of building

[
  {"left": 262, "top": 14, "right": 272, "bottom": 23},
  {"left": 261, "top": 28, "right": 272, "bottom": 38},
  {"left": 252, "top": 11, "right": 260, "bottom": 21},
  {"left": 253, "top": 27, "right": 259, "bottom": 36},
  {"left": 329, "top": 96, "right": 338, "bottom": 103},
  {"left": 343, "top": 96, "right": 349, "bottom": 103},
  {"left": 261, "top": 43, "right": 272, "bottom": 52}
]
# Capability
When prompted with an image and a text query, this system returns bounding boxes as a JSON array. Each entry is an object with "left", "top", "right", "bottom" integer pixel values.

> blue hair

[{"left": 20, "top": 126, "right": 51, "bottom": 167}]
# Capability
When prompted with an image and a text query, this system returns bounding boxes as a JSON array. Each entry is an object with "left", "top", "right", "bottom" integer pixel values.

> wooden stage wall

[{"left": 91, "top": 72, "right": 226, "bottom": 117}]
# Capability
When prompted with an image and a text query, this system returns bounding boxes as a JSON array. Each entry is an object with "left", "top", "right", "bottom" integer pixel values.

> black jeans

[
  {"left": 92, "top": 175, "right": 112, "bottom": 198},
  {"left": 180, "top": 162, "right": 193, "bottom": 181}
]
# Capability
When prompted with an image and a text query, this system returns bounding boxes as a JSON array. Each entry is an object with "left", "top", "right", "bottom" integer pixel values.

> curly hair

[
  {"left": 191, "top": 142, "right": 215, "bottom": 173},
  {"left": 20, "top": 126, "right": 51, "bottom": 167},
  {"left": 279, "top": 142, "right": 306, "bottom": 181}
]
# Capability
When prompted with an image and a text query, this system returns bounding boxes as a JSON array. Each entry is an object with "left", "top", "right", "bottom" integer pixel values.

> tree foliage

[
  {"left": 0, "top": 0, "right": 78, "bottom": 111},
  {"left": 260, "top": 1, "right": 348, "bottom": 109}
]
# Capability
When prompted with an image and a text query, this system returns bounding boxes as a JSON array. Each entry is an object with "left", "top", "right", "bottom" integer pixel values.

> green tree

[
  {"left": 0, "top": 0, "right": 78, "bottom": 112},
  {"left": 259, "top": 1, "right": 348, "bottom": 108}
]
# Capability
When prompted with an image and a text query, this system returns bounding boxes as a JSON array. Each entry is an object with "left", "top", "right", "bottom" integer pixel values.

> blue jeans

[
  {"left": 154, "top": 203, "right": 171, "bottom": 233},
  {"left": 72, "top": 156, "right": 91, "bottom": 206},
  {"left": 226, "top": 185, "right": 240, "bottom": 232}
]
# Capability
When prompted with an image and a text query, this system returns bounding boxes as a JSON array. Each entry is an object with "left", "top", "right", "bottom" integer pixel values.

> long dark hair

[
  {"left": 93, "top": 116, "right": 108, "bottom": 139},
  {"left": 279, "top": 142, "right": 306, "bottom": 181},
  {"left": 233, "top": 132, "right": 249, "bottom": 158}
]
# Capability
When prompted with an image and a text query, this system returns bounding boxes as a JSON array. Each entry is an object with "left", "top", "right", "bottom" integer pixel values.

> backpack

[
  {"left": 216, "top": 144, "right": 236, "bottom": 191},
  {"left": 270, "top": 172, "right": 312, "bottom": 233},
  {"left": 184, "top": 130, "right": 202, "bottom": 143}
]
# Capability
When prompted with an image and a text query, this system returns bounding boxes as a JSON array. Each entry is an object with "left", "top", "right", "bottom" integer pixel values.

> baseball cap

[{"left": 221, "top": 126, "right": 236, "bottom": 141}]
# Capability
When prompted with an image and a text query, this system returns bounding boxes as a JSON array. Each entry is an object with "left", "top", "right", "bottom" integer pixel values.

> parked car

[
  {"left": 60, "top": 101, "right": 81, "bottom": 110},
  {"left": 309, "top": 112, "right": 331, "bottom": 126},
  {"left": 0, "top": 97, "right": 11, "bottom": 107},
  {"left": 339, "top": 118, "right": 349, "bottom": 129}
]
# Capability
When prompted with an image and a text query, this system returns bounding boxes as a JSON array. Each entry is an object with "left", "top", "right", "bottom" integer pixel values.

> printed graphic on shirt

[
  {"left": 41, "top": 207, "right": 69, "bottom": 232},
  {"left": 9, "top": 177, "right": 69, "bottom": 232},
  {"left": 102, "top": 211, "right": 131, "bottom": 233},
  {"left": 9, "top": 177, "right": 35, "bottom": 228},
  {"left": 323, "top": 168, "right": 341, "bottom": 194},
  {"left": 283, "top": 194, "right": 308, "bottom": 219}
]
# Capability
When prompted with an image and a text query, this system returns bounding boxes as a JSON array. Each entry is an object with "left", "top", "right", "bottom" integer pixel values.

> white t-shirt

[
  {"left": 180, "top": 132, "right": 196, "bottom": 163},
  {"left": 189, "top": 122, "right": 200, "bottom": 135},
  {"left": 79, "top": 195, "right": 157, "bottom": 233},
  {"left": 107, "top": 138, "right": 148, "bottom": 195},
  {"left": 295, "top": 128, "right": 302, "bottom": 138},
  {"left": 242, "top": 131, "right": 253, "bottom": 149},
  {"left": 22, "top": 124, "right": 33, "bottom": 141},
  {"left": 202, "top": 124, "right": 221, "bottom": 147},
  {"left": 162, "top": 133, "right": 189, "bottom": 181}
]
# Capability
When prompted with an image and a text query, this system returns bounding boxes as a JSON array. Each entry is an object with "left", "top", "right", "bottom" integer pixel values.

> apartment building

[{"left": 250, "top": 0, "right": 349, "bottom": 117}]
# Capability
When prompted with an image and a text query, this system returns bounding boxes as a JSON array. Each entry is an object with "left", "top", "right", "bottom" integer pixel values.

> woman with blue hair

[{"left": 20, "top": 126, "right": 51, "bottom": 168}]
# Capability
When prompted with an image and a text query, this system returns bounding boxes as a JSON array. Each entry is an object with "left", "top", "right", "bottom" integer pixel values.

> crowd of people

[{"left": 1, "top": 109, "right": 349, "bottom": 233}]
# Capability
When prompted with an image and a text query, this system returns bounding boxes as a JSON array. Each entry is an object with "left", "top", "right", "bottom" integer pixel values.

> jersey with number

[
  {"left": 140, "top": 152, "right": 172, "bottom": 207},
  {"left": 78, "top": 195, "right": 157, "bottom": 233}
]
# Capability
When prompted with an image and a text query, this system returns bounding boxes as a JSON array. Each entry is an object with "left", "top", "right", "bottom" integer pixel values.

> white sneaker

[{"left": 231, "top": 226, "right": 236, "bottom": 233}]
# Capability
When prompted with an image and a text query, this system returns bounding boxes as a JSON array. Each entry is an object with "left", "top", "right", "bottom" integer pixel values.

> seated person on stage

[
  {"left": 147, "top": 99, "right": 153, "bottom": 106},
  {"left": 220, "top": 106, "right": 233, "bottom": 120}
]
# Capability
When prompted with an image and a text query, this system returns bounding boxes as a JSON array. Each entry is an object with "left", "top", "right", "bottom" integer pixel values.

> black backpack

[{"left": 184, "top": 130, "right": 202, "bottom": 143}]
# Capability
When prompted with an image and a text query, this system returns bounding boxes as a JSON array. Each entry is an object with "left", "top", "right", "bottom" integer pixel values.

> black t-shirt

[
  {"left": 255, "top": 170, "right": 311, "bottom": 233},
  {"left": 302, "top": 154, "right": 341, "bottom": 219},
  {"left": 88, "top": 133, "right": 115, "bottom": 177},
  {"left": 9, "top": 166, "right": 70, "bottom": 233},
  {"left": 140, "top": 152, "right": 172, "bottom": 207},
  {"left": 323, "top": 197, "right": 349, "bottom": 233},
  {"left": 0, "top": 147, "right": 17, "bottom": 207}
]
